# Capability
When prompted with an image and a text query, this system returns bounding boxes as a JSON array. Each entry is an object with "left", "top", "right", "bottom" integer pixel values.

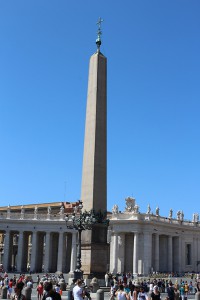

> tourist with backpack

[
  {"left": 167, "top": 282, "right": 175, "bottom": 300},
  {"left": 42, "top": 282, "right": 61, "bottom": 300}
]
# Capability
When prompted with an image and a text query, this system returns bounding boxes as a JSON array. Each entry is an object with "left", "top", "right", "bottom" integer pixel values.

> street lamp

[{"left": 65, "top": 200, "right": 109, "bottom": 279}]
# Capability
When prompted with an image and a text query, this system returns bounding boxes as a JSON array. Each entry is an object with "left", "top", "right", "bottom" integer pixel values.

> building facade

[
  {"left": 0, "top": 203, "right": 77, "bottom": 273},
  {"left": 109, "top": 197, "right": 200, "bottom": 275},
  {"left": 0, "top": 198, "right": 200, "bottom": 275}
]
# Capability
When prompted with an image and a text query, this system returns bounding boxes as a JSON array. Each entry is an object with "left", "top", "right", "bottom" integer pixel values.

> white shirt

[
  {"left": 73, "top": 285, "right": 83, "bottom": 300},
  {"left": 117, "top": 291, "right": 127, "bottom": 300},
  {"left": 138, "top": 292, "right": 148, "bottom": 300}
]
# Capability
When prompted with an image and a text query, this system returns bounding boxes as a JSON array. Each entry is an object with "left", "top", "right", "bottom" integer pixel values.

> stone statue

[
  {"left": 60, "top": 206, "right": 64, "bottom": 214},
  {"left": 59, "top": 206, "right": 64, "bottom": 220},
  {"left": 133, "top": 204, "right": 139, "bottom": 213},
  {"left": 73, "top": 205, "right": 78, "bottom": 213},
  {"left": 7, "top": 205, "right": 11, "bottom": 219},
  {"left": 47, "top": 206, "right": 51, "bottom": 214},
  {"left": 176, "top": 210, "right": 180, "bottom": 220},
  {"left": 20, "top": 205, "right": 25, "bottom": 219},
  {"left": 193, "top": 213, "right": 199, "bottom": 223},
  {"left": 147, "top": 204, "right": 151, "bottom": 214},
  {"left": 155, "top": 206, "right": 160, "bottom": 216},
  {"left": 177, "top": 210, "right": 184, "bottom": 221},
  {"left": 34, "top": 206, "right": 38, "bottom": 219},
  {"left": 112, "top": 204, "right": 119, "bottom": 215},
  {"left": 192, "top": 213, "right": 195, "bottom": 222},
  {"left": 169, "top": 208, "right": 173, "bottom": 218},
  {"left": 196, "top": 213, "right": 199, "bottom": 222},
  {"left": 180, "top": 210, "right": 184, "bottom": 221},
  {"left": 125, "top": 197, "right": 135, "bottom": 212}
]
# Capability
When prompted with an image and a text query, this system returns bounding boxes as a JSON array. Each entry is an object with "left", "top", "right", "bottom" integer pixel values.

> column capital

[{"left": 134, "top": 231, "right": 139, "bottom": 236}]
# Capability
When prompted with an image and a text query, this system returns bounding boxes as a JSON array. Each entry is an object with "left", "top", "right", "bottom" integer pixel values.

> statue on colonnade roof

[
  {"left": 112, "top": 204, "right": 119, "bottom": 215},
  {"left": 125, "top": 197, "right": 135, "bottom": 212}
]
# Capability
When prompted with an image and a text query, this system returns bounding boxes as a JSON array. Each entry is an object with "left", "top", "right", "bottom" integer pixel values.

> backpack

[{"left": 167, "top": 286, "right": 174, "bottom": 299}]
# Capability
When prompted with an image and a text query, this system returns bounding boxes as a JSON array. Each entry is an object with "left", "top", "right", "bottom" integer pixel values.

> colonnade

[
  {"left": 1, "top": 203, "right": 200, "bottom": 276},
  {"left": 109, "top": 230, "right": 200, "bottom": 275},
  {"left": 0, "top": 229, "right": 77, "bottom": 273}
]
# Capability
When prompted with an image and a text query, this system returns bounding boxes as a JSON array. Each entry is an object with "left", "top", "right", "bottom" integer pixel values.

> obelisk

[{"left": 80, "top": 18, "right": 108, "bottom": 276}]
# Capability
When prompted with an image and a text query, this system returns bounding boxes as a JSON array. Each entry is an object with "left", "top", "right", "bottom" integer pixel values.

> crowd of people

[
  {"left": 0, "top": 272, "right": 65, "bottom": 300},
  {"left": 0, "top": 270, "right": 200, "bottom": 300},
  {"left": 0, "top": 275, "right": 91, "bottom": 300},
  {"left": 105, "top": 272, "right": 200, "bottom": 300}
]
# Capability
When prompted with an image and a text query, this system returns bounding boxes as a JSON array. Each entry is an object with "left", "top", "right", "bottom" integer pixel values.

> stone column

[
  {"left": 43, "top": 232, "right": 51, "bottom": 272},
  {"left": 155, "top": 233, "right": 159, "bottom": 272},
  {"left": 198, "top": 237, "right": 200, "bottom": 272},
  {"left": 168, "top": 235, "right": 173, "bottom": 272},
  {"left": 133, "top": 232, "right": 139, "bottom": 275},
  {"left": 57, "top": 232, "right": 64, "bottom": 272},
  {"left": 143, "top": 231, "right": 152, "bottom": 275},
  {"left": 16, "top": 231, "right": 24, "bottom": 272},
  {"left": 118, "top": 233, "right": 125, "bottom": 273},
  {"left": 30, "top": 231, "right": 37, "bottom": 272},
  {"left": 193, "top": 237, "right": 197, "bottom": 272},
  {"left": 113, "top": 233, "right": 118, "bottom": 273},
  {"left": 70, "top": 232, "right": 77, "bottom": 273},
  {"left": 3, "top": 230, "right": 11, "bottom": 271},
  {"left": 109, "top": 234, "right": 114, "bottom": 273},
  {"left": 178, "top": 236, "right": 182, "bottom": 273},
  {"left": 62, "top": 233, "right": 67, "bottom": 273}
]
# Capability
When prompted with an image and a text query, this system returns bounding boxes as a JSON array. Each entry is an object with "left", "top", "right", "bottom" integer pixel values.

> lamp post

[{"left": 65, "top": 200, "right": 109, "bottom": 279}]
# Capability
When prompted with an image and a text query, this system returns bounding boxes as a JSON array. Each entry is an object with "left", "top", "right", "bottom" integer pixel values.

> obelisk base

[
  {"left": 82, "top": 243, "right": 109, "bottom": 278},
  {"left": 81, "top": 226, "right": 109, "bottom": 278}
]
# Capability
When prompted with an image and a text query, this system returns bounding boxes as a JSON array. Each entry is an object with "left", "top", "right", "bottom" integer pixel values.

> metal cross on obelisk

[{"left": 96, "top": 17, "right": 104, "bottom": 51}]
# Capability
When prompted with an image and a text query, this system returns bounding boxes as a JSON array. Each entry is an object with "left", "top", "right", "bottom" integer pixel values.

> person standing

[
  {"left": 116, "top": 284, "right": 129, "bottom": 300},
  {"left": 184, "top": 281, "right": 189, "bottom": 299},
  {"left": 167, "top": 282, "right": 175, "bottom": 300},
  {"left": 42, "top": 282, "right": 61, "bottom": 300},
  {"left": 137, "top": 286, "right": 148, "bottom": 300},
  {"left": 54, "top": 284, "right": 60, "bottom": 294},
  {"left": 150, "top": 286, "right": 161, "bottom": 300},
  {"left": 105, "top": 273, "right": 109, "bottom": 287},
  {"left": 37, "top": 282, "right": 43, "bottom": 300},
  {"left": 174, "top": 287, "right": 180, "bottom": 300},
  {"left": 73, "top": 279, "right": 85, "bottom": 300},
  {"left": 128, "top": 285, "right": 139, "bottom": 300},
  {"left": 13, "top": 282, "right": 26, "bottom": 300},
  {"left": 179, "top": 284, "right": 185, "bottom": 300},
  {"left": 109, "top": 282, "right": 116, "bottom": 300},
  {"left": 7, "top": 278, "right": 13, "bottom": 299}
]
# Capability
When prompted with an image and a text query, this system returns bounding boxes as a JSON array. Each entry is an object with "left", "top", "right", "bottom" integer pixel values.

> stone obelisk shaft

[
  {"left": 80, "top": 51, "right": 108, "bottom": 276},
  {"left": 81, "top": 51, "right": 107, "bottom": 212}
]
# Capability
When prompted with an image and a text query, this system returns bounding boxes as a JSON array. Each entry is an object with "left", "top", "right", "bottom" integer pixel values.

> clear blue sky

[{"left": 0, "top": 1, "right": 200, "bottom": 220}]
